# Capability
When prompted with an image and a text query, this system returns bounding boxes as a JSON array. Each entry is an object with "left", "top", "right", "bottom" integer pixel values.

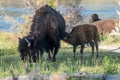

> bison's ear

[{"left": 18, "top": 37, "right": 21, "bottom": 40}]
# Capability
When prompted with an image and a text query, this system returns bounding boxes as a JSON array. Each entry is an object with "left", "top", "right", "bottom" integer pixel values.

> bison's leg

[
  {"left": 80, "top": 43, "right": 85, "bottom": 60},
  {"left": 20, "top": 53, "right": 26, "bottom": 61},
  {"left": 20, "top": 51, "right": 25, "bottom": 61},
  {"left": 90, "top": 41, "right": 95, "bottom": 58},
  {"left": 73, "top": 46, "right": 76, "bottom": 59},
  {"left": 21, "top": 50, "right": 31, "bottom": 62},
  {"left": 32, "top": 48, "right": 41, "bottom": 62},
  {"left": 45, "top": 47, "right": 52, "bottom": 61},
  {"left": 47, "top": 50, "right": 51, "bottom": 60},
  {"left": 20, "top": 50, "right": 29, "bottom": 62},
  {"left": 32, "top": 53, "right": 37, "bottom": 62},
  {"left": 52, "top": 42, "right": 60, "bottom": 62},
  {"left": 36, "top": 51, "right": 40, "bottom": 61},
  {"left": 94, "top": 40, "right": 99, "bottom": 58},
  {"left": 31, "top": 50, "right": 36, "bottom": 62},
  {"left": 28, "top": 51, "right": 33, "bottom": 62},
  {"left": 40, "top": 48, "right": 44, "bottom": 58}
]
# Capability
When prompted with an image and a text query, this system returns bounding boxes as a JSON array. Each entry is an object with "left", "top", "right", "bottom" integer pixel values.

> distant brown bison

[
  {"left": 18, "top": 5, "right": 66, "bottom": 62},
  {"left": 92, "top": 19, "right": 118, "bottom": 35},
  {"left": 63, "top": 24, "right": 99, "bottom": 59},
  {"left": 89, "top": 13, "right": 118, "bottom": 35},
  {"left": 89, "top": 13, "right": 101, "bottom": 23}
]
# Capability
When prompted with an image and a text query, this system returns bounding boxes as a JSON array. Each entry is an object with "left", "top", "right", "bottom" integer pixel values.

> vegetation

[
  {"left": 0, "top": 33, "right": 120, "bottom": 77},
  {"left": 0, "top": 32, "right": 18, "bottom": 56},
  {"left": 0, "top": 0, "right": 120, "bottom": 78},
  {"left": 81, "top": 0, "right": 117, "bottom": 4},
  {"left": 100, "top": 35, "right": 120, "bottom": 46}
]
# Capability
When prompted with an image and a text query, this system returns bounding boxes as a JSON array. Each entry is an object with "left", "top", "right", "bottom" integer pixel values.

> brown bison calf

[{"left": 63, "top": 24, "right": 99, "bottom": 59}]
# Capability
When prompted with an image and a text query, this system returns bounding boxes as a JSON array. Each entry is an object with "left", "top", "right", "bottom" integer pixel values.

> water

[
  {"left": 0, "top": 0, "right": 27, "bottom": 32},
  {"left": 82, "top": 3, "right": 119, "bottom": 19},
  {"left": 0, "top": 0, "right": 119, "bottom": 32}
]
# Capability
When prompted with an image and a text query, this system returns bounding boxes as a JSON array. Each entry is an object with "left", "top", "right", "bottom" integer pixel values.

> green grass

[
  {"left": 0, "top": 32, "right": 18, "bottom": 56},
  {"left": 0, "top": 32, "right": 120, "bottom": 77},
  {"left": 100, "top": 35, "right": 120, "bottom": 46},
  {"left": 0, "top": 47, "right": 120, "bottom": 77}
]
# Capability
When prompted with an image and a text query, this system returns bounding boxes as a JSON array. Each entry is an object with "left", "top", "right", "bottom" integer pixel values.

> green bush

[{"left": 99, "top": 35, "right": 106, "bottom": 41}]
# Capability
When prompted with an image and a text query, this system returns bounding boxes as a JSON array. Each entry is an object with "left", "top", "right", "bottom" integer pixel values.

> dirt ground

[{"left": 100, "top": 45, "right": 120, "bottom": 53}]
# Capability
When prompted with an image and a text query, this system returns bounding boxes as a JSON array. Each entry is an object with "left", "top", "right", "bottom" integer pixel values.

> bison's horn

[{"left": 24, "top": 38, "right": 31, "bottom": 47}]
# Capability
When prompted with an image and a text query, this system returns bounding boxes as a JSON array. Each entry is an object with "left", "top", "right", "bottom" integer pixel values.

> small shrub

[{"left": 99, "top": 35, "right": 106, "bottom": 41}]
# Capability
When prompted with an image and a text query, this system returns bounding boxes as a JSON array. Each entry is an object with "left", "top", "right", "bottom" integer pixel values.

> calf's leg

[
  {"left": 90, "top": 41, "right": 95, "bottom": 58},
  {"left": 94, "top": 40, "right": 99, "bottom": 58},
  {"left": 80, "top": 43, "right": 85, "bottom": 60},
  {"left": 73, "top": 46, "right": 76, "bottom": 59}
]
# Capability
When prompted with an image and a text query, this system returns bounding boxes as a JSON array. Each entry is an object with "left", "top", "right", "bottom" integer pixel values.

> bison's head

[
  {"left": 63, "top": 32, "right": 76, "bottom": 45},
  {"left": 89, "top": 13, "right": 101, "bottom": 23},
  {"left": 18, "top": 37, "right": 34, "bottom": 61}
]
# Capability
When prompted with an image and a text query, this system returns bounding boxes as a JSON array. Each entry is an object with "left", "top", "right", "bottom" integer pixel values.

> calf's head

[{"left": 63, "top": 32, "right": 76, "bottom": 45}]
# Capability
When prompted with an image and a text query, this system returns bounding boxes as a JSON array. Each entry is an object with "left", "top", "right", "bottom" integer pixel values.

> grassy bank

[
  {"left": 99, "top": 35, "right": 120, "bottom": 47},
  {"left": 0, "top": 48, "right": 120, "bottom": 77},
  {"left": 0, "top": 32, "right": 120, "bottom": 77},
  {"left": 0, "top": 32, "right": 18, "bottom": 56}
]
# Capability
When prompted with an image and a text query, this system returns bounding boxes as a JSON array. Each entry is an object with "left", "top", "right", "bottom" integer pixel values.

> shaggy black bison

[
  {"left": 63, "top": 24, "right": 99, "bottom": 59},
  {"left": 18, "top": 5, "right": 66, "bottom": 62}
]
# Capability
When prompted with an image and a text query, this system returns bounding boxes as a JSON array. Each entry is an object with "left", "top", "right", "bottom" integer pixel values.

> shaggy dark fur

[
  {"left": 18, "top": 5, "right": 66, "bottom": 62},
  {"left": 18, "top": 37, "right": 42, "bottom": 62},
  {"left": 63, "top": 24, "right": 99, "bottom": 59}
]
